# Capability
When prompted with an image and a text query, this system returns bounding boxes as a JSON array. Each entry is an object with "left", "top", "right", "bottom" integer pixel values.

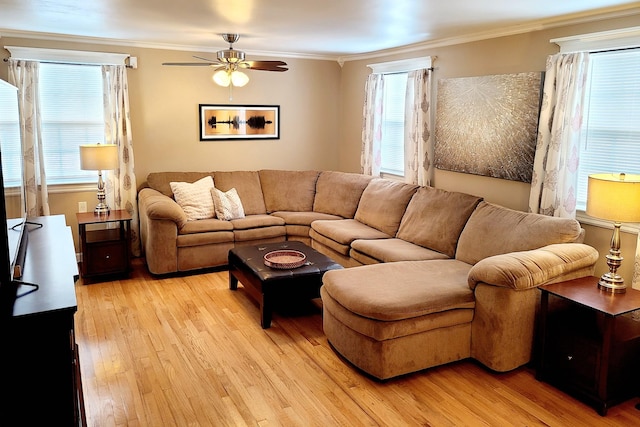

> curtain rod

[{"left": 2, "top": 57, "right": 135, "bottom": 68}]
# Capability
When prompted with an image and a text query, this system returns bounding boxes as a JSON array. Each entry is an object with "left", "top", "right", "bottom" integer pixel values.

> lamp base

[
  {"left": 94, "top": 202, "right": 110, "bottom": 216},
  {"left": 597, "top": 273, "right": 626, "bottom": 294}
]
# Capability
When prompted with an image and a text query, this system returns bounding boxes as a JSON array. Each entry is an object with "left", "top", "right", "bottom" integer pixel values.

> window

[
  {"left": 4, "top": 46, "right": 129, "bottom": 188},
  {"left": 380, "top": 73, "right": 407, "bottom": 176},
  {"left": 40, "top": 63, "right": 105, "bottom": 185},
  {"left": 367, "top": 57, "right": 432, "bottom": 178},
  {"left": 576, "top": 48, "right": 640, "bottom": 212},
  {"left": 0, "top": 83, "right": 21, "bottom": 188}
]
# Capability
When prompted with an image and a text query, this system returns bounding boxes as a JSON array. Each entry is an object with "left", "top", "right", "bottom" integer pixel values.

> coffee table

[{"left": 228, "top": 241, "right": 342, "bottom": 328}]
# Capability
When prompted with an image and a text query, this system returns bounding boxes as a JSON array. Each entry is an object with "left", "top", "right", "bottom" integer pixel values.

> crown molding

[
  {"left": 338, "top": 6, "right": 640, "bottom": 63},
  {"left": 1, "top": 5, "right": 639, "bottom": 65},
  {"left": 0, "top": 29, "right": 337, "bottom": 62}
]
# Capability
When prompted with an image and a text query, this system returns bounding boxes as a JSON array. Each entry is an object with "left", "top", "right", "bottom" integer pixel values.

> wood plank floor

[{"left": 75, "top": 259, "right": 640, "bottom": 426}]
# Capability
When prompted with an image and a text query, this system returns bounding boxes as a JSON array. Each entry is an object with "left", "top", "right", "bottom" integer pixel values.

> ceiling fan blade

[
  {"left": 241, "top": 60, "right": 288, "bottom": 72},
  {"left": 162, "top": 62, "right": 217, "bottom": 66},
  {"left": 192, "top": 55, "right": 219, "bottom": 63}
]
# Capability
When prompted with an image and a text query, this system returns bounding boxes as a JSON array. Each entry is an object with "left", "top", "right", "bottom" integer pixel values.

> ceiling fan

[{"left": 162, "top": 33, "right": 288, "bottom": 93}]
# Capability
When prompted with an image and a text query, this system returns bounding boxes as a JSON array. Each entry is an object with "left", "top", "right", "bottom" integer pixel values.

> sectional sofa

[{"left": 137, "top": 169, "right": 599, "bottom": 379}]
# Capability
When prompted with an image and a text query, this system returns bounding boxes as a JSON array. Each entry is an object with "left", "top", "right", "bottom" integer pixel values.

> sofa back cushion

[
  {"left": 456, "top": 201, "right": 584, "bottom": 265},
  {"left": 313, "top": 171, "right": 373, "bottom": 218},
  {"left": 396, "top": 187, "right": 482, "bottom": 257},
  {"left": 259, "top": 170, "right": 320, "bottom": 212},
  {"left": 147, "top": 172, "right": 213, "bottom": 198},
  {"left": 213, "top": 171, "right": 266, "bottom": 215},
  {"left": 354, "top": 178, "right": 418, "bottom": 237}
]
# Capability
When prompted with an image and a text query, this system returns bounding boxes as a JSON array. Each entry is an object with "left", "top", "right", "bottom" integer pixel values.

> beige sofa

[{"left": 137, "top": 169, "right": 599, "bottom": 379}]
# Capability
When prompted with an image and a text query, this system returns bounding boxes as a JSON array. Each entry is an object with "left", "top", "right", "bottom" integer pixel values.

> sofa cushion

[
  {"left": 179, "top": 218, "right": 233, "bottom": 234},
  {"left": 169, "top": 176, "right": 215, "bottom": 221},
  {"left": 321, "top": 259, "right": 475, "bottom": 322},
  {"left": 211, "top": 187, "right": 245, "bottom": 220},
  {"left": 148, "top": 172, "right": 213, "bottom": 198},
  {"left": 456, "top": 201, "right": 584, "bottom": 265},
  {"left": 230, "top": 214, "right": 285, "bottom": 230},
  {"left": 212, "top": 171, "right": 267, "bottom": 215},
  {"left": 354, "top": 178, "right": 418, "bottom": 236},
  {"left": 350, "top": 238, "right": 451, "bottom": 264},
  {"left": 397, "top": 187, "right": 482, "bottom": 257},
  {"left": 271, "top": 211, "right": 342, "bottom": 226},
  {"left": 311, "top": 219, "right": 391, "bottom": 246},
  {"left": 313, "top": 171, "right": 373, "bottom": 218},
  {"left": 259, "top": 170, "right": 320, "bottom": 212}
]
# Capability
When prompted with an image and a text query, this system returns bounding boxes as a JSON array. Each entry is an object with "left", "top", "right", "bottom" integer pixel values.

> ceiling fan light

[
  {"left": 231, "top": 70, "right": 249, "bottom": 87},
  {"left": 213, "top": 69, "right": 231, "bottom": 87}
]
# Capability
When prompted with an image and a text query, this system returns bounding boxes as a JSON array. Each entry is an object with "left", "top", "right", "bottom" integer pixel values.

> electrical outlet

[{"left": 78, "top": 201, "right": 87, "bottom": 213}]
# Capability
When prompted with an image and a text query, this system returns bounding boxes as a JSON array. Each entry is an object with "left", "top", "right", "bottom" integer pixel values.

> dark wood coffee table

[{"left": 228, "top": 241, "right": 342, "bottom": 328}]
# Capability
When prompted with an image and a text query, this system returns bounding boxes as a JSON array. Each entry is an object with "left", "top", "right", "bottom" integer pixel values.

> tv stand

[{"left": 1, "top": 215, "right": 83, "bottom": 426}]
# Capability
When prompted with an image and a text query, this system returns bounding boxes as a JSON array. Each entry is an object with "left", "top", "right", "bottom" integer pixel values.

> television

[{"left": 0, "top": 78, "right": 30, "bottom": 314}]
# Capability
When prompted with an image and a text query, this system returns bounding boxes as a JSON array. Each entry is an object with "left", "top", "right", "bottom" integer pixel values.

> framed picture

[
  {"left": 434, "top": 72, "right": 543, "bottom": 183},
  {"left": 199, "top": 104, "right": 280, "bottom": 141}
]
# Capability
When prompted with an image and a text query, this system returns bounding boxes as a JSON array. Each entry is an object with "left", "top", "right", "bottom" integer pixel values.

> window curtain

[
  {"left": 101, "top": 65, "right": 140, "bottom": 257},
  {"left": 361, "top": 73, "right": 384, "bottom": 177},
  {"left": 635, "top": 235, "right": 640, "bottom": 289},
  {"left": 528, "top": 52, "right": 590, "bottom": 218},
  {"left": 404, "top": 68, "right": 433, "bottom": 186},
  {"left": 7, "top": 59, "right": 50, "bottom": 217}
]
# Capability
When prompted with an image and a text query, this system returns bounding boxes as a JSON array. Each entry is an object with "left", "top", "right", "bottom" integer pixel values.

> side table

[
  {"left": 536, "top": 276, "right": 640, "bottom": 415},
  {"left": 77, "top": 210, "right": 132, "bottom": 282}
]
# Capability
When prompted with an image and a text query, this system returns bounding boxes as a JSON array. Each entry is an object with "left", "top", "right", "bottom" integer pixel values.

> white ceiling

[{"left": 0, "top": 0, "right": 639, "bottom": 60}]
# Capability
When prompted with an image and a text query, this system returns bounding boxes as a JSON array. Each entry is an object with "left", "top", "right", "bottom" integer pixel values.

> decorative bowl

[{"left": 263, "top": 249, "right": 307, "bottom": 269}]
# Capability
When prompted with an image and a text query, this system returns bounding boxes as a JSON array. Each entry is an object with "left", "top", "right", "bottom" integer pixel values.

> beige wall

[{"left": 1, "top": 12, "right": 639, "bottom": 283}]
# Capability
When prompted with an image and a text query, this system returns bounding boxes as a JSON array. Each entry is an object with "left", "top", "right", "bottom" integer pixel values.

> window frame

[
  {"left": 4, "top": 46, "right": 129, "bottom": 192},
  {"left": 551, "top": 28, "right": 640, "bottom": 232},
  {"left": 367, "top": 57, "right": 432, "bottom": 179}
]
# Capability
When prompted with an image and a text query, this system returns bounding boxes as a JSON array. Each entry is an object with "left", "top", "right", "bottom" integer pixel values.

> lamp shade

[
  {"left": 586, "top": 173, "right": 640, "bottom": 223},
  {"left": 230, "top": 70, "right": 249, "bottom": 87},
  {"left": 213, "top": 69, "right": 231, "bottom": 87},
  {"left": 79, "top": 144, "right": 119, "bottom": 171},
  {"left": 213, "top": 69, "right": 249, "bottom": 88}
]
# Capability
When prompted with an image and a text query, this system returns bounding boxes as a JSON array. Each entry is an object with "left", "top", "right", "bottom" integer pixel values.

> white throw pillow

[
  {"left": 169, "top": 176, "right": 215, "bottom": 221},
  {"left": 211, "top": 187, "right": 245, "bottom": 220}
]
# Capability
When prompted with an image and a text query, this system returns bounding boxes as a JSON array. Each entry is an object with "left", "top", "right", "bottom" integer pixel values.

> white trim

[
  {"left": 4, "top": 46, "right": 129, "bottom": 65},
  {"left": 367, "top": 57, "right": 432, "bottom": 74},
  {"left": 551, "top": 26, "right": 640, "bottom": 53},
  {"left": 577, "top": 211, "right": 640, "bottom": 234}
]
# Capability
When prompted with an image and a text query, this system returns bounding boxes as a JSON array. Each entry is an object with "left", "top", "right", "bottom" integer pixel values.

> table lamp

[
  {"left": 586, "top": 173, "right": 640, "bottom": 293},
  {"left": 79, "top": 143, "right": 119, "bottom": 215}
]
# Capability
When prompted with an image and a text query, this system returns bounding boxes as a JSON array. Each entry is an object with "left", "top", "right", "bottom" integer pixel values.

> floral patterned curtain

[
  {"left": 102, "top": 65, "right": 140, "bottom": 257},
  {"left": 404, "top": 68, "right": 433, "bottom": 186},
  {"left": 528, "top": 52, "right": 590, "bottom": 218},
  {"left": 7, "top": 59, "right": 50, "bottom": 217},
  {"left": 361, "top": 73, "right": 384, "bottom": 177}
]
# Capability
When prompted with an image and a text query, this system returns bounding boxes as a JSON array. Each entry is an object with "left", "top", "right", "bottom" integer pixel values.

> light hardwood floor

[{"left": 75, "top": 259, "right": 640, "bottom": 426}]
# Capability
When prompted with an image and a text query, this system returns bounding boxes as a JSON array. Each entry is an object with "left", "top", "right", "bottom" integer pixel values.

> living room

[{"left": 1, "top": 1, "right": 640, "bottom": 425}]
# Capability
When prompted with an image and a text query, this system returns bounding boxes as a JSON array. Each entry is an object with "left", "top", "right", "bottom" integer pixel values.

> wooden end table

[
  {"left": 77, "top": 210, "right": 132, "bottom": 282},
  {"left": 536, "top": 276, "right": 640, "bottom": 415}
]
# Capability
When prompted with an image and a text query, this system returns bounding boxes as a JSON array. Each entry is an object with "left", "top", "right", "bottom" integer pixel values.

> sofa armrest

[
  {"left": 139, "top": 187, "right": 187, "bottom": 229},
  {"left": 468, "top": 243, "right": 599, "bottom": 291}
]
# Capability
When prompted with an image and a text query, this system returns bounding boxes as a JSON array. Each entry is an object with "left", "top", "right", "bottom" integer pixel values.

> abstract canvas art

[{"left": 434, "top": 72, "right": 543, "bottom": 182}]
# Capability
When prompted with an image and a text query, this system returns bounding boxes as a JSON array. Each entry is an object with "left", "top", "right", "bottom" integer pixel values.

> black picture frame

[{"left": 199, "top": 104, "right": 280, "bottom": 141}]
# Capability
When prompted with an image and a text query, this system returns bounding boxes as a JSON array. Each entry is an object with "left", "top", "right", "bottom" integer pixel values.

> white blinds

[
  {"left": 577, "top": 48, "right": 640, "bottom": 211},
  {"left": 0, "top": 81, "right": 21, "bottom": 188},
  {"left": 39, "top": 63, "right": 105, "bottom": 184}
]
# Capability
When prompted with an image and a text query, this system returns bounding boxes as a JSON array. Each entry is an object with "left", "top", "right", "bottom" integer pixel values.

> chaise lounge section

[{"left": 137, "top": 169, "right": 599, "bottom": 379}]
